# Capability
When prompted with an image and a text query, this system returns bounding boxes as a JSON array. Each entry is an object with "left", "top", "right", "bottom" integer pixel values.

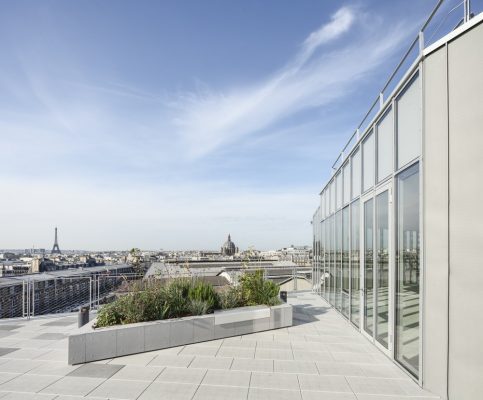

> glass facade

[
  {"left": 396, "top": 163, "right": 420, "bottom": 376},
  {"left": 313, "top": 71, "right": 421, "bottom": 379}
]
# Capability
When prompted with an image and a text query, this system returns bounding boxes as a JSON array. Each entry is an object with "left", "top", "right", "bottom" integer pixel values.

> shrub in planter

[
  {"left": 218, "top": 286, "right": 243, "bottom": 310},
  {"left": 187, "top": 299, "right": 211, "bottom": 315},
  {"left": 239, "top": 270, "right": 281, "bottom": 306},
  {"left": 188, "top": 280, "right": 219, "bottom": 312}
]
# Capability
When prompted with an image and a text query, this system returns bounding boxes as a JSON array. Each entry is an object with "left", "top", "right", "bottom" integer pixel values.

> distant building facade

[{"left": 220, "top": 234, "right": 238, "bottom": 256}]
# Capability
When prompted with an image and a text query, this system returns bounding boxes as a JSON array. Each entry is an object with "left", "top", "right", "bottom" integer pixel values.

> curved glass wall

[
  {"left": 342, "top": 206, "right": 350, "bottom": 317},
  {"left": 350, "top": 200, "right": 360, "bottom": 327}
]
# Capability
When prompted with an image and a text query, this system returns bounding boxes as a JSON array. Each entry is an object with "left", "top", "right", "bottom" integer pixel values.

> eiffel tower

[{"left": 51, "top": 227, "right": 61, "bottom": 254}]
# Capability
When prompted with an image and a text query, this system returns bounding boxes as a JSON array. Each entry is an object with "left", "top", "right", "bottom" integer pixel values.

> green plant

[
  {"left": 95, "top": 301, "right": 122, "bottom": 328},
  {"left": 239, "top": 270, "right": 280, "bottom": 306},
  {"left": 188, "top": 279, "right": 219, "bottom": 311},
  {"left": 218, "top": 286, "right": 243, "bottom": 309},
  {"left": 187, "top": 299, "right": 210, "bottom": 315},
  {"left": 161, "top": 278, "right": 191, "bottom": 318}
]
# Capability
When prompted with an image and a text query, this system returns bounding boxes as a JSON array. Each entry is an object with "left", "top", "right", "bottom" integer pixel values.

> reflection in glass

[
  {"left": 342, "top": 206, "right": 350, "bottom": 318},
  {"left": 335, "top": 211, "right": 342, "bottom": 310},
  {"left": 375, "top": 191, "right": 389, "bottom": 348},
  {"left": 352, "top": 148, "right": 361, "bottom": 199},
  {"left": 364, "top": 199, "right": 374, "bottom": 335},
  {"left": 363, "top": 131, "right": 375, "bottom": 192},
  {"left": 350, "top": 200, "right": 360, "bottom": 327},
  {"left": 324, "top": 217, "right": 330, "bottom": 301},
  {"left": 329, "top": 215, "right": 335, "bottom": 306},
  {"left": 343, "top": 163, "right": 350, "bottom": 205},
  {"left": 396, "top": 163, "right": 420, "bottom": 377},
  {"left": 321, "top": 220, "right": 325, "bottom": 298}
]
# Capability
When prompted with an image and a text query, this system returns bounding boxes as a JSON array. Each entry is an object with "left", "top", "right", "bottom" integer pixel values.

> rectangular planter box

[{"left": 68, "top": 303, "right": 292, "bottom": 364}]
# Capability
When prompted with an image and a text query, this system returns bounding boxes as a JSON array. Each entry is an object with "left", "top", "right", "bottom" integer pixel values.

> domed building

[{"left": 221, "top": 234, "right": 238, "bottom": 256}]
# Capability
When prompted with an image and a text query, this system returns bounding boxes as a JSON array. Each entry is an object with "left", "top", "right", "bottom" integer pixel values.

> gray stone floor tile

[
  {"left": 180, "top": 345, "right": 219, "bottom": 357},
  {"left": 194, "top": 384, "right": 248, "bottom": 400},
  {"left": 355, "top": 395, "right": 439, "bottom": 400},
  {"left": 248, "top": 387, "right": 302, "bottom": 400},
  {"left": 0, "top": 374, "right": 61, "bottom": 393},
  {"left": 40, "top": 376, "right": 106, "bottom": 396},
  {"left": 345, "top": 377, "right": 408, "bottom": 396},
  {"left": 0, "top": 349, "right": 18, "bottom": 357},
  {"left": 302, "top": 390, "right": 357, "bottom": 399},
  {"left": 110, "top": 365, "right": 164, "bottom": 381},
  {"left": 274, "top": 360, "right": 318, "bottom": 374},
  {"left": 0, "top": 373, "right": 21, "bottom": 385},
  {"left": 189, "top": 356, "right": 233, "bottom": 370},
  {"left": 231, "top": 358, "right": 273, "bottom": 372},
  {"left": 148, "top": 354, "right": 194, "bottom": 367},
  {"left": 0, "top": 393, "right": 57, "bottom": 400},
  {"left": 250, "top": 372, "right": 300, "bottom": 390},
  {"left": 33, "top": 333, "right": 66, "bottom": 340},
  {"left": 89, "top": 378, "right": 151, "bottom": 399},
  {"left": 109, "top": 352, "right": 158, "bottom": 366},
  {"left": 156, "top": 366, "right": 206, "bottom": 384},
  {"left": 217, "top": 346, "right": 255, "bottom": 358},
  {"left": 26, "top": 361, "right": 80, "bottom": 376},
  {"left": 298, "top": 374, "right": 353, "bottom": 392},
  {"left": 0, "top": 326, "right": 22, "bottom": 332},
  {"left": 315, "top": 362, "right": 366, "bottom": 376},
  {"left": 0, "top": 359, "right": 44, "bottom": 373},
  {"left": 41, "top": 318, "right": 76, "bottom": 327},
  {"left": 138, "top": 382, "right": 198, "bottom": 400},
  {"left": 202, "top": 369, "right": 251, "bottom": 387},
  {"left": 255, "top": 348, "right": 294, "bottom": 360},
  {"left": 67, "top": 363, "right": 124, "bottom": 379},
  {"left": 2, "top": 348, "right": 51, "bottom": 360}
]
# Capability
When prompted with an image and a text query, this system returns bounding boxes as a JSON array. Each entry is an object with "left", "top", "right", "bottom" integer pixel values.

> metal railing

[{"left": 330, "top": 0, "right": 474, "bottom": 172}]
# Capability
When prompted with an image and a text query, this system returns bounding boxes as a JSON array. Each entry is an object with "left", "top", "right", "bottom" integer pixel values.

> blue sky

[{"left": 1, "top": 0, "right": 478, "bottom": 251}]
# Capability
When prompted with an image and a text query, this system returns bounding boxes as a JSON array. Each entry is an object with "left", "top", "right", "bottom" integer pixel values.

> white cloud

[{"left": 170, "top": 7, "right": 409, "bottom": 158}]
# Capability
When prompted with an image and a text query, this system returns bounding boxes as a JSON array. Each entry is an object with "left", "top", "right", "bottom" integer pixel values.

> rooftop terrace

[{"left": 0, "top": 293, "right": 439, "bottom": 400}]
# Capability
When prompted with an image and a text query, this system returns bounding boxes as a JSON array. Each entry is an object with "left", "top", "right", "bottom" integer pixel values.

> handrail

[{"left": 329, "top": 0, "right": 472, "bottom": 172}]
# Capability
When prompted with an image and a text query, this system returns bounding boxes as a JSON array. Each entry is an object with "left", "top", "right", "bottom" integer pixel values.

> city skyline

[{"left": 0, "top": 0, "right": 445, "bottom": 250}]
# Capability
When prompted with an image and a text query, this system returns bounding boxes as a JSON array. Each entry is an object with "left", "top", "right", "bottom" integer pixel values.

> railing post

[
  {"left": 418, "top": 31, "right": 425, "bottom": 56},
  {"left": 464, "top": 0, "right": 471, "bottom": 22}
]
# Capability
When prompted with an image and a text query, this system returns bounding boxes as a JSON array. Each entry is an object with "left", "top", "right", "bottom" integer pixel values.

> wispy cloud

[{"left": 171, "top": 6, "right": 409, "bottom": 158}]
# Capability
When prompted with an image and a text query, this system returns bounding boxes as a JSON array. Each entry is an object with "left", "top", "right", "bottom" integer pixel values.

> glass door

[{"left": 361, "top": 183, "right": 393, "bottom": 355}]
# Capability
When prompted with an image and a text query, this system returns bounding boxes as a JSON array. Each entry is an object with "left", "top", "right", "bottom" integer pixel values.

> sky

[{"left": 0, "top": 0, "right": 477, "bottom": 251}]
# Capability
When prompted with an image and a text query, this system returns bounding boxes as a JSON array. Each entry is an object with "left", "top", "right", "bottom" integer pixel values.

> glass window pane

[
  {"left": 377, "top": 108, "right": 393, "bottom": 182},
  {"left": 335, "top": 211, "right": 342, "bottom": 310},
  {"left": 375, "top": 191, "right": 389, "bottom": 348},
  {"left": 363, "top": 131, "right": 375, "bottom": 192},
  {"left": 397, "top": 74, "right": 421, "bottom": 169},
  {"left": 350, "top": 200, "right": 360, "bottom": 327},
  {"left": 325, "top": 216, "right": 331, "bottom": 301},
  {"left": 329, "top": 215, "right": 335, "bottom": 305},
  {"left": 336, "top": 173, "right": 342, "bottom": 210},
  {"left": 343, "top": 163, "right": 350, "bottom": 205},
  {"left": 396, "top": 163, "right": 420, "bottom": 377},
  {"left": 330, "top": 181, "right": 335, "bottom": 214},
  {"left": 342, "top": 206, "right": 350, "bottom": 318},
  {"left": 364, "top": 198, "right": 374, "bottom": 335},
  {"left": 321, "top": 192, "right": 325, "bottom": 219},
  {"left": 351, "top": 148, "right": 361, "bottom": 199}
]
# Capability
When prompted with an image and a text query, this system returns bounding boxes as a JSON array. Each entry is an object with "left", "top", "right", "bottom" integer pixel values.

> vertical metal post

[
  {"left": 31, "top": 281, "right": 35, "bottom": 317},
  {"left": 418, "top": 31, "right": 425, "bottom": 56},
  {"left": 22, "top": 281, "right": 25, "bottom": 318},
  {"left": 97, "top": 277, "right": 100, "bottom": 308},
  {"left": 89, "top": 277, "right": 92, "bottom": 309},
  {"left": 464, "top": 0, "right": 470, "bottom": 22},
  {"left": 379, "top": 92, "right": 384, "bottom": 109}
]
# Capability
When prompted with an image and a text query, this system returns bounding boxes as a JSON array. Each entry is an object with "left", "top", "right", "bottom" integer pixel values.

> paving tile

[
  {"left": 26, "top": 361, "right": 80, "bottom": 376},
  {"left": 256, "top": 340, "right": 289, "bottom": 349},
  {"left": 109, "top": 352, "right": 158, "bottom": 366},
  {"left": 0, "top": 359, "right": 44, "bottom": 374},
  {"left": 248, "top": 387, "right": 302, "bottom": 400},
  {"left": 202, "top": 369, "right": 251, "bottom": 387},
  {"left": 231, "top": 358, "right": 273, "bottom": 372},
  {"left": 138, "top": 382, "right": 198, "bottom": 400},
  {"left": 292, "top": 350, "right": 333, "bottom": 361},
  {"left": 274, "top": 360, "right": 318, "bottom": 374},
  {"left": 0, "top": 393, "right": 57, "bottom": 400},
  {"left": 255, "top": 348, "right": 294, "bottom": 360},
  {"left": 110, "top": 365, "right": 164, "bottom": 381},
  {"left": 0, "top": 374, "right": 61, "bottom": 393},
  {"left": 298, "top": 374, "right": 353, "bottom": 392},
  {"left": 0, "top": 326, "right": 22, "bottom": 332},
  {"left": 190, "top": 356, "right": 233, "bottom": 370},
  {"left": 217, "top": 346, "right": 255, "bottom": 358},
  {"left": 148, "top": 354, "right": 194, "bottom": 367},
  {"left": 67, "top": 363, "right": 124, "bottom": 379},
  {"left": 180, "top": 345, "right": 219, "bottom": 357},
  {"left": 2, "top": 348, "right": 51, "bottom": 360},
  {"left": 302, "top": 390, "right": 357, "bottom": 399},
  {"left": 89, "top": 378, "right": 151, "bottom": 399},
  {"left": 250, "top": 372, "right": 300, "bottom": 390},
  {"left": 41, "top": 318, "right": 76, "bottom": 327},
  {"left": 355, "top": 395, "right": 438, "bottom": 400},
  {"left": 345, "top": 376, "right": 408, "bottom": 396},
  {"left": 40, "top": 376, "right": 106, "bottom": 396},
  {"left": 315, "top": 362, "right": 366, "bottom": 376},
  {"left": 194, "top": 384, "right": 248, "bottom": 400},
  {"left": 33, "top": 333, "right": 66, "bottom": 340},
  {"left": 156, "top": 366, "right": 206, "bottom": 384},
  {"left": 0, "top": 349, "right": 18, "bottom": 358},
  {"left": 0, "top": 373, "right": 21, "bottom": 385}
]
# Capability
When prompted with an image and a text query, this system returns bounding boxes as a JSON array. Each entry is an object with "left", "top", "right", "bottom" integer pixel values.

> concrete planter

[{"left": 68, "top": 303, "right": 292, "bottom": 364}]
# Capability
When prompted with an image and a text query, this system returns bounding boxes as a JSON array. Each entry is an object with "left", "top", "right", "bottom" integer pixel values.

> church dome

[{"left": 221, "top": 234, "right": 237, "bottom": 256}]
